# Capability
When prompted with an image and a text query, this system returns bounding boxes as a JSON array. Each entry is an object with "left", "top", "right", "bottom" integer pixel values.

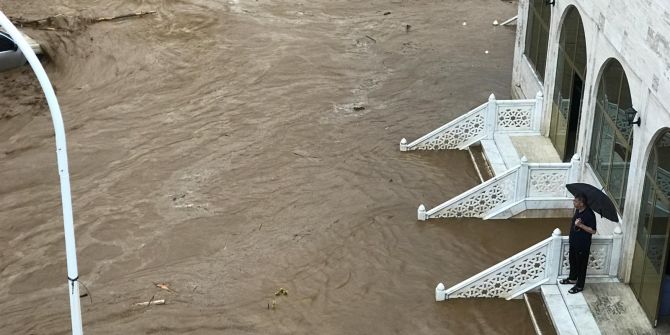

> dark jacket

[{"left": 568, "top": 207, "right": 597, "bottom": 251}]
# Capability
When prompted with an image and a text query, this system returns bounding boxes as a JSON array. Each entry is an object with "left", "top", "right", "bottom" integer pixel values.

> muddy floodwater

[{"left": 0, "top": 0, "right": 566, "bottom": 334}]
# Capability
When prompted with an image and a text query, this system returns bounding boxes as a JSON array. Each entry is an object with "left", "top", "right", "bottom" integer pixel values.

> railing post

[
  {"left": 436, "top": 283, "right": 446, "bottom": 301},
  {"left": 515, "top": 156, "right": 530, "bottom": 201},
  {"left": 546, "top": 228, "right": 563, "bottom": 282},
  {"left": 532, "top": 91, "right": 543, "bottom": 132},
  {"left": 568, "top": 154, "right": 581, "bottom": 184},
  {"left": 485, "top": 93, "right": 497, "bottom": 139},
  {"left": 610, "top": 226, "right": 623, "bottom": 277},
  {"left": 400, "top": 138, "right": 408, "bottom": 152},
  {"left": 417, "top": 204, "right": 427, "bottom": 221}
]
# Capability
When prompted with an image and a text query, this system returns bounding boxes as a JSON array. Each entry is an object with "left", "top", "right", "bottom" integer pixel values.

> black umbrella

[{"left": 566, "top": 183, "right": 619, "bottom": 222}]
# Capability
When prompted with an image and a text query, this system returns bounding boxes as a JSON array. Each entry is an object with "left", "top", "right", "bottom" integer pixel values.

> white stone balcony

[
  {"left": 436, "top": 228, "right": 624, "bottom": 334},
  {"left": 401, "top": 93, "right": 577, "bottom": 220},
  {"left": 435, "top": 228, "right": 623, "bottom": 301}
]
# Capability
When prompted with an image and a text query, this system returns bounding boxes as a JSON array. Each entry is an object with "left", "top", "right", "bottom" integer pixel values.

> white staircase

[
  {"left": 400, "top": 92, "right": 543, "bottom": 152},
  {"left": 401, "top": 92, "right": 580, "bottom": 220},
  {"left": 435, "top": 227, "right": 623, "bottom": 301},
  {"left": 417, "top": 155, "right": 579, "bottom": 220},
  {"left": 434, "top": 228, "right": 623, "bottom": 334}
]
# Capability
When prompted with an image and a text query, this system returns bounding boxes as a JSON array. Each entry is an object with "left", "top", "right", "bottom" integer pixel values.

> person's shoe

[
  {"left": 568, "top": 286, "right": 583, "bottom": 294},
  {"left": 559, "top": 278, "right": 576, "bottom": 285}
]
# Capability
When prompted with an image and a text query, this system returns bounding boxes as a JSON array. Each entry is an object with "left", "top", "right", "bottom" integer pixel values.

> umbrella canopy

[{"left": 566, "top": 183, "right": 619, "bottom": 222}]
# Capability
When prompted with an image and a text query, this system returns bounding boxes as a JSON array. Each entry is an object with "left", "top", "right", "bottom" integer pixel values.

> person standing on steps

[{"left": 560, "top": 193, "right": 597, "bottom": 294}]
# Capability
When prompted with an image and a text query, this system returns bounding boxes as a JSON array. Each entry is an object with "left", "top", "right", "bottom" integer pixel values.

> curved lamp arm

[{"left": 0, "top": 11, "right": 83, "bottom": 335}]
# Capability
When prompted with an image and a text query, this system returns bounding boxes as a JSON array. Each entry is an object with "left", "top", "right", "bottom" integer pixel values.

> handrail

[
  {"left": 420, "top": 165, "right": 519, "bottom": 219},
  {"left": 495, "top": 99, "right": 536, "bottom": 105},
  {"left": 526, "top": 162, "right": 571, "bottom": 168},
  {"left": 436, "top": 227, "right": 623, "bottom": 301},
  {"left": 442, "top": 236, "right": 552, "bottom": 298},
  {"left": 420, "top": 155, "right": 580, "bottom": 220},
  {"left": 400, "top": 102, "right": 488, "bottom": 151}
]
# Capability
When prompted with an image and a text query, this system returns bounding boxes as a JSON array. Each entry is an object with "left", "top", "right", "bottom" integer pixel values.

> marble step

[{"left": 541, "top": 282, "right": 601, "bottom": 335}]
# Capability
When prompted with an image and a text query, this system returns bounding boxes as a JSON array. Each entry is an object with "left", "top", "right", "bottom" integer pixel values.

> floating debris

[
  {"left": 275, "top": 288, "right": 288, "bottom": 296},
  {"left": 154, "top": 282, "right": 177, "bottom": 293},
  {"left": 134, "top": 297, "right": 166, "bottom": 307}
]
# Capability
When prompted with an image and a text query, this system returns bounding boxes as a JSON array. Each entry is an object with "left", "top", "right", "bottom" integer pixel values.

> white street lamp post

[{"left": 0, "top": 10, "right": 83, "bottom": 335}]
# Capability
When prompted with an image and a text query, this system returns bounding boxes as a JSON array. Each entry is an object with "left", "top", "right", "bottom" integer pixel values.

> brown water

[{"left": 0, "top": 0, "right": 568, "bottom": 334}]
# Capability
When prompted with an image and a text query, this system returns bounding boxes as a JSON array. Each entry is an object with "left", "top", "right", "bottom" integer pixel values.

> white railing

[
  {"left": 435, "top": 227, "right": 623, "bottom": 301},
  {"left": 400, "top": 102, "right": 488, "bottom": 151},
  {"left": 418, "top": 154, "right": 580, "bottom": 220},
  {"left": 400, "top": 92, "right": 543, "bottom": 151},
  {"left": 418, "top": 165, "right": 519, "bottom": 220}
]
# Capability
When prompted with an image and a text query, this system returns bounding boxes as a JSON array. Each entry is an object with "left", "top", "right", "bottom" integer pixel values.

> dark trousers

[{"left": 568, "top": 245, "right": 590, "bottom": 288}]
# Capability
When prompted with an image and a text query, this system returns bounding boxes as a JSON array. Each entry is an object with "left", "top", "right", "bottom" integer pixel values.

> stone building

[
  {"left": 513, "top": 0, "right": 670, "bottom": 326},
  {"left": 401, "top": 0, "right": 670, "bottom": 330}
]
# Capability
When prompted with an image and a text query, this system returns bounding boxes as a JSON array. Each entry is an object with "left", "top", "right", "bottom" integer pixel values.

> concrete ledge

[
  {"left": 481, "top": 139, "right": 508, "bottom": 176},
  {"left": 494, "top": 133, "right": 522, "bottom": 168},
  {"left": 557, "top": 283, "right": 601, "bottom": 335},
  {"left": 542, "top": 285, "right": 579, "bottom": 335},
  {"left": 485, "top": 198, "right": 574, "bottom": 219},
  {"left": 542, "top": 282, "right": 602, "bottom": 335}
]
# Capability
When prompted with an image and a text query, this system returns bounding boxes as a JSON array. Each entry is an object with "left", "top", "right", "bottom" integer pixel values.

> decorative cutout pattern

[
  {"left": 646, "top": 236, "right": 666, "bottom": 272},
  {"left": 413, "top": 108, "right": 486, "bottom": 150},
  {"left": 496, "top": 105, "right": 533, "bottom": 130},
  {"left": 431, "top": 175, "right": 515, "bottom": 218},
  {"left": 606, "top": 102, "right": 633, "bottom": 138},
  {"left": 443, "top": 236, "right": 621, "bottom": 299},
  {"left": 560, "top": 242, "right": 610, "bottom": 276},
  {"left": 451, "top": 250, "right": 547, "bottom": 298},
  {"left": 528, "top": 169, "right": 568, "bottom": 197},
  {"left": 657, "top": 168, "right": 670, "bottom": 199}
]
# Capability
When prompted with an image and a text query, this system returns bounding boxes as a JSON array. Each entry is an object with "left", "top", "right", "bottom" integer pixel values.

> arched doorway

[
  {"left": 524, "top": 0, "right": 552, "bottom": 82},
  {"left": 588, "top": 59, "right": 633, "bottom": 212},
  {"left": 630, "top": 130, "right": 670, "bottom": 326},
  {"left": 549, "top": 7, "right": 586, "bottom": 161}
]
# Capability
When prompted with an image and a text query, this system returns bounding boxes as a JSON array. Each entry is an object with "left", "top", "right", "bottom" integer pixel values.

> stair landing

[
  {"left": 480, "top": 134, "right": 561, "bottom": 176},
  {"left": 582, "top": 283, "right": 657, "bottom": 334}
]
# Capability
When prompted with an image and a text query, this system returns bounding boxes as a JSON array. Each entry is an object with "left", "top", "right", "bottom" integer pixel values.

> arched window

[
  {"left": 524, "top": 0, "right": 551, "bottom": 81},
  {"left": 548, "top": 7, "right": 586, "bottom": 161},
  {"left": 588, "top": 60, "right": 633, "bottom": 212},
  {"left": 629, "top": 130, "right": 670, "bottom": 325}
]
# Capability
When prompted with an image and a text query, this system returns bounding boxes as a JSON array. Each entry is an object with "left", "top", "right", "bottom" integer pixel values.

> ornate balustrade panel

[
  {"left": 401, "top": 94, "right": 542, "bottom": 151},
  {"left": 438, "top": 230, "right": 622, "bottom": 300},
  {"left": 427, "top": 168, "right": 518, "bottom": 218},
  {"left": 527, "top": 167, "right": 570, "bottom": 198},
  {"left": 495, "top": 100, "right": 536, "bottom": 132},
  {"left": 405, "top": 103, "right": 487, "bottom": 150},
  {"left": 444, "top": 238, "right": 551, "bottom": 299},
  {"left": 559, "top": 237, "right": 613, "bottom": 276}
]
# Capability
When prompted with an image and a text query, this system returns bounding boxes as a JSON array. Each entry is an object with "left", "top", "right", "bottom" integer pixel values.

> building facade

[{"left": 512, "top": 0, "right": 670, "bottom": 325}]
